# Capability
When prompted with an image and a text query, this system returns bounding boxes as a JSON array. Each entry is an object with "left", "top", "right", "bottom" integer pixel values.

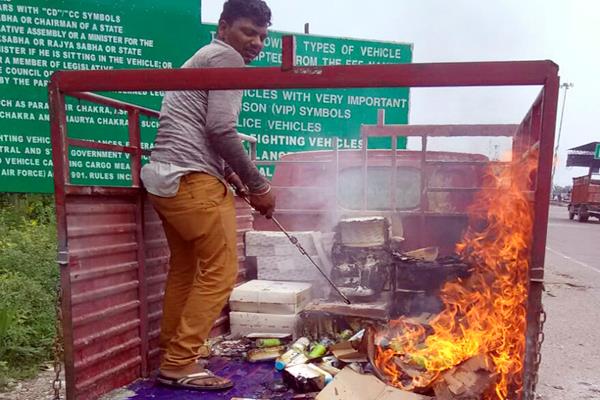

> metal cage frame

[{"left": 49, "top": 35, "right": 559, "bottom": 399}]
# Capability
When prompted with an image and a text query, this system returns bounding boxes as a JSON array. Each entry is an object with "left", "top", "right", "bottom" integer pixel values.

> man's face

[{"left": 218, "top": 17, "right": 268, "bottom": 64}]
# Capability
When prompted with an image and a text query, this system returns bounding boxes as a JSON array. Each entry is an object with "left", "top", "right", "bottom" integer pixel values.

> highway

[{"left": 537, "top": 205, "right": 600, "bottom": 399}]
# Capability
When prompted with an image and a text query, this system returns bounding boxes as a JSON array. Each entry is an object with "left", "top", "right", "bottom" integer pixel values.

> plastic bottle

[
  {"left": 275, "top": 337, "right": 310, "bottom": 371},
  {"left": 308, "top": 337, "right": 334, "bottom": 359},
  {"left": 308, "top": 342, "right": 327, "bottom": 359},
  {"left": 256, "top": 338, "right": 283, "bottom": 348}
]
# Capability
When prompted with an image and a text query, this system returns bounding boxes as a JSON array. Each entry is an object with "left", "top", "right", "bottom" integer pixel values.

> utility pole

[{"left": 551, "top": 82, "right": 574, "bottom": 190}]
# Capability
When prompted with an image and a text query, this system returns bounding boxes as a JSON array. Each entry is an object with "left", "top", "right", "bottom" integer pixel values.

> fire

[{"left": 375, "top": 156, "right": 537, "bottom": 399}]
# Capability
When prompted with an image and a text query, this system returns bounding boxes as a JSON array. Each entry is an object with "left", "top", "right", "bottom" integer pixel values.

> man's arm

[
  {"left": 205, "top": 90, "right": 269, "bottom": 193},
  {"left": 203, "top": 47, "right": 275, "bottom": 217},
  {"left": 204, "top": 50, "right": 269, "bottom": 193},
  {"left": 223, "top": 164, "right": 247, "bottom": 196}
]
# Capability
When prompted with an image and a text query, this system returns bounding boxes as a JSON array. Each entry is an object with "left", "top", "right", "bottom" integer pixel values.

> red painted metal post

[
  {"left": 68, "top": 92, "right": 159, "bottom": 118},
  {"left": 135, "top": 195, "right": 149, "bottom": 377},
  {"left": 281, "top": 35, "right": 296, "bottom": 71},
  {"left": 127, "top": 109, "right": 149, "bottom": 377},
  {"left": 391, "top": 133, "right": 398, "bottom": 211},
  {"left": 333, "top": 136, "right": 340, "bottom": 221},
  {"left": 49, "top": 78, "right": 76, "bottom": 400},
  {"left": 333, "top": 135, "right": 340, "bottom": 214},
  {"left": 419, "top": 135, "right": 429, "bottom": 247},
  {"left": 361, "top": 127, "right": 368, "bottom": 210},
  {"left": 373, "top": 110, "right": 399, "bottom": 211},
  {"left": 377, "top": 109, "right": 385, "bottom": 126},
  {"left": 67, "top": 138, "right": 149, "bottom": 157},
  {"left": 50, "top": 91, "right": 71, "bottom": 187},
  {"left": 128, "top": 110, "right": 142, "bottom": 188},
  {"left": 522, "top": 73, "right": 559, "bottom": 398}
]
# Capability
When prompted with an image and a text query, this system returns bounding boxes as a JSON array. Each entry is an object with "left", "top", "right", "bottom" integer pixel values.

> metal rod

[
  {"left": 67, "top": 91, "right": 160, "bottom": 118},
  {"left": 239, "top": 195, "right": 351, "bottom": 304},
  {"left": 128, "top": 110, "right": 142, "bottom": 188},
  {"left": 419, "top": 135, "right": 428, "bottom": 248},
  {"left": 49, "top": 81, "right": 76, "bottom": 400},
  {"left": 51, "top": 60, "right": 558, "bottom": 93},
  {"left": 551, "top": 82, "right": 573, "bottom": 185}
]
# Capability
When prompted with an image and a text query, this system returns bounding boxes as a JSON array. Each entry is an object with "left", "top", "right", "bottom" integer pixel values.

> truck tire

[
  {"left": 568, "top": 204, "right": 575, "bottom": 220},
  {"left": 579, "top": 210, "right": 589, "bottom": 222}
]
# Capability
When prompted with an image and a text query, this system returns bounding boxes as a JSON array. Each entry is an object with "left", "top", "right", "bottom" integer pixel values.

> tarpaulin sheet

[{"left": 125, "top": 357, "right": 295, "bottom": 399}]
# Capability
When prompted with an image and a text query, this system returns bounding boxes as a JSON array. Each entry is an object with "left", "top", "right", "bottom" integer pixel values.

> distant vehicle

[{"left": 568, "top": 175, "right": 600, "bottom": 222}]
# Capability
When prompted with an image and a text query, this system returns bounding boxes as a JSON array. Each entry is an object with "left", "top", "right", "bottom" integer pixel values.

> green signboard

[
  {"left": 192, "top": 25, "right": 412, "bottom": 178},
  {"left": 0, "top": 0, "right": 203, "bottom": 193},
  {"left": 0, "top": 3, "right": 412, "bottom": 193},
  {"left": 595, "top": 143, "right": 600, "bottom": 160}
]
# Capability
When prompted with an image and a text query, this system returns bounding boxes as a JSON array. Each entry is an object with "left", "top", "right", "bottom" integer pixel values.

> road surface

[{"left": 537, "top": 205, "right": 600, "bottom": 399}]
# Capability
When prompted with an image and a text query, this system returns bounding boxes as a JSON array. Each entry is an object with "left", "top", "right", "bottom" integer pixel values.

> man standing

[{"left": 141, "top": 0, "right": 274, "bottom": 391}]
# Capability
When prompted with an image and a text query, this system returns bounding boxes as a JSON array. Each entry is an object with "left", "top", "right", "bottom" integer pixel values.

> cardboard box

[
  {"left": 330, "top": 341, "right": 368, "bottom": 363},
  {"left": 316, "top": 367, "right": 433, "bottom": 400},
  {"left": 229, "top": 280, "right": 313, "bottom": 314},
  {"left": 229, "top": 311, "right": 300, "bottom": 337}
]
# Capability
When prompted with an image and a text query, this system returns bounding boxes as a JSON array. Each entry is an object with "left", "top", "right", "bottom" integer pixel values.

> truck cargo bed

[{"left": 568, "top": 175, "right": 600, "bottom": 222}]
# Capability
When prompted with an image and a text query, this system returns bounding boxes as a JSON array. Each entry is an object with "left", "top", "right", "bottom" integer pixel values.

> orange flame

[{"left": 376, "top": 156, "right": 537, "bottom": 399}]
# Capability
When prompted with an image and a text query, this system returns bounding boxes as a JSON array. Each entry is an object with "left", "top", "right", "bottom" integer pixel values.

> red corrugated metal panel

[
  {"left": 61, "top": 191, "right": 253, "bottom": 398},
  {"left": 142, "top": 196, "right": 168, "bottom": 373},
  {"left": 64, "top": 194, "right": 143, "bottom": 399}
]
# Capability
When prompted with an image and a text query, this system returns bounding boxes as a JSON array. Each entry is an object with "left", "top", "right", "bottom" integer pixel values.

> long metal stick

[{"left": 240, "top": 196, "right": 351, "bottom": 304}]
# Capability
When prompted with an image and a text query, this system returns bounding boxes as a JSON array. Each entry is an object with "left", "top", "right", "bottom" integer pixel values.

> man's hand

[
  {"left": 225, "top": 172, "right": 248, "bottom": 196},
  {"left": 248, "top": 186, "right": 276, "bottom": 219}
]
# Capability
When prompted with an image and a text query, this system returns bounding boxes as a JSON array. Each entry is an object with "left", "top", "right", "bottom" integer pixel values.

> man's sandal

[{"left": 156, "top": 370, "right": 233, "bottom": 391}]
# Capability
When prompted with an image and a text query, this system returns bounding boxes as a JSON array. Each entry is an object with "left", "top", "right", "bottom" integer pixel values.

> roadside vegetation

[{"left": 0, "top": 194, "right": 58, "bottom": 389}]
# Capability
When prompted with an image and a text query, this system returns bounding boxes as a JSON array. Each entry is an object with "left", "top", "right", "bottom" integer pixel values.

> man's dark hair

[{"left": 220, "top": 0, "right": 272, "bottom": 27}]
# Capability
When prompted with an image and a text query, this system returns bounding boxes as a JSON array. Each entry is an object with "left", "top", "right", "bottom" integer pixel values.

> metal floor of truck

[{"left": 123, "top": 357, "right": 296, "bottom": 399}]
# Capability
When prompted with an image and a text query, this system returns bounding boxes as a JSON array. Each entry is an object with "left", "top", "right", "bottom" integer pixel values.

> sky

[{"left": 202, "top": 0, "right": 600, "bottom": 187}]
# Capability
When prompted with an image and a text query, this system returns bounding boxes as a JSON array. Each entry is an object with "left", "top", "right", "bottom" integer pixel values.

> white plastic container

[
  {"left": 229, "top": 280, "right": 313, "bottom": 315},
  {"left": 229, "top": 311, "right": 300, "bottom": 337}
]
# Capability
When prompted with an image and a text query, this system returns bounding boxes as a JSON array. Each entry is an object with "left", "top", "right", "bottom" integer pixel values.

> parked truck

[{"left": 568, "top": 175, "right": 600, "bottom": 222}]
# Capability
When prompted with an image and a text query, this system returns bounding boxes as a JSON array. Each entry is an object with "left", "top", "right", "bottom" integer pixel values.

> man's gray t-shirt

[{"left": 142, "top": 39, "right": 267, "bottom": 197}]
